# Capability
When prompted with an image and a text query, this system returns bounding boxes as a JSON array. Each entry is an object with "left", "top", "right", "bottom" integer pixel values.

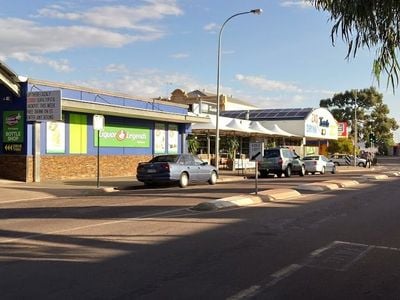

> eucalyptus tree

[{"left": 320, "top": 87, "right": 398, "bottom": 153}]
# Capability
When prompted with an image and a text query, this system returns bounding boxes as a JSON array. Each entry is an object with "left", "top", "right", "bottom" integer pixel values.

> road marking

[
  {"left": 0, "top": 196, "right": 55, "bottom": 204},
  {"left": 226, "top": 240, "right": 400, "bottom": 299},
  {"left": 271, "top": 263, "right": 303, "bottom": 279},
  {"left": 227, "top": 285, "right": 261, "bottom": 300},
  {"left": 0, "top": 207, "right": 187, "bottom": 244}
]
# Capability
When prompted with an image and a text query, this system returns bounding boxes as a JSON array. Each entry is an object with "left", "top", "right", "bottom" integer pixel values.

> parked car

[
  {"left": 329, "top": 153, "right": 366, "bottom": 167},
  {"left": 136, "top": 154, "right": 218, "bottom": 188},
  {"left": 259, "top": 147, "right": 305, "bottom": 177},
  {"left": 303, "top": 155, "right": 336, "bottom": 175}
]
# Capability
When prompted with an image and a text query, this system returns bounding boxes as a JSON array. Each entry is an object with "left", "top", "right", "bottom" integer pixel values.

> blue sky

[{"left": 1, "top": 0, "right": 399, "bottom": 141}]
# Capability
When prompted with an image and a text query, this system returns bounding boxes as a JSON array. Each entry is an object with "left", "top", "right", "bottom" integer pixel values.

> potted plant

[
  {"left": 226, "top": 136, "right": 239, "bottom": 170},
  {"left": 187, "top": 135, "right": 200, "bottom": 155}
]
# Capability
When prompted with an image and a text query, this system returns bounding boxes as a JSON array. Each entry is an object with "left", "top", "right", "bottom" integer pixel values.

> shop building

[
  {"left": 168, "top": 89, "right": 338, "bottom": 163},
  {"left": 0, "top": 62, "right": 207, "bottom": 182}
]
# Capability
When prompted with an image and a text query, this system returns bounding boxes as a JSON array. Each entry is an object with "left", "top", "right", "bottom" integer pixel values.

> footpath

[{"left": 0, "top": 165, "right": 390, "bottom": 205}]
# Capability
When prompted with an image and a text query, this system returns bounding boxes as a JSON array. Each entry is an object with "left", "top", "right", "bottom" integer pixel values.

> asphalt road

[{"left": 0, "top": 157, "right": 399, "bottom": 299}]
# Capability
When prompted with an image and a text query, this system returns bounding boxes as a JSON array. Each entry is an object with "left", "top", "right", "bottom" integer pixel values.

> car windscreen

[
  {"left": 264, "top": 149, "right": 280, "bottom": 158},
  {"left": 303, "top": 156, "right": 319, "bottom": 160},
  {"left": 150, "top": 155, "right": 179, "bottom": 163}
]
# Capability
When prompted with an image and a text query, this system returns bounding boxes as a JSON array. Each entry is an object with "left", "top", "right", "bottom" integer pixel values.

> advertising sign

[
  {"left": 2, "top": 111, "right": 24, "bottom": 153},
  {"left": 168, "top": 124, "right": 178, "bottom": 154},
  {"left": 94, "top": 124, "right": 150, "bottom": 147},
  {"left": 27, "top": 90, "right": 62, "bottom": 121},
  {"left": 46, "top": 121, "right": 65, "bottom": 153},
  {"left": 3, "top": 111, "right": 24, "bottom": 143},
  {"left": 304, "top": 108, "right": 338, "bottom": 139},
  {"left": 154, "top": 123, "right": 166, "bottom": 153},
  {"left": 93, "top": 114, "right": 105, "bottom": 130},
  {"left": 338, "top": 122, "right": 348, "bottom": 138}
]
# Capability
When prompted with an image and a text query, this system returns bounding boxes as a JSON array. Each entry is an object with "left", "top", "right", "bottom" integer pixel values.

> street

[{"left": 0, "top": 157, "right": 400, "bottom": 299}]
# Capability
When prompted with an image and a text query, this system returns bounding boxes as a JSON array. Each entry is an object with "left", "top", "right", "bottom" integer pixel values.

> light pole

[
  {"left": 214, "top": 8, "right": 262, "bottom": 171},
  {"left": 353, "top": 97, "right": 358, "bottom": 167}
]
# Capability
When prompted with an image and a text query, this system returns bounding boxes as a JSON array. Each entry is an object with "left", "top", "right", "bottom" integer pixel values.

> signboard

[
  {"left": 27, "top": 90, "right": 62, "bottom": 121},
  {"left": 2, "top": 111, "right": 24, "bottom": 153},
  {"left": 93, "top": 115, "right": 105, "bottom": 130},
  {"left": 338, "top": 122, "right": 348, "bottom": 138},
  {"left": 3, "top": 111, "right": 24, "bottom": 143},
  {"left": 168, "top": 124, "right": 178, "bottom": 154},
  {"left": 46, "top": 121, "right": 65, "bottom": 154},
  {"left": 304, "top": 108, "right": 338, "bottom": 139},
  {"left": 154, "top": 123, "right": 166, "bottom": 153},
  {"left": 94, "top": 125, "right": 150, "bottom": 147}
]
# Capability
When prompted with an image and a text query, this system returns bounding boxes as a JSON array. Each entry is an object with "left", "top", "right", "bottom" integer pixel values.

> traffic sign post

[{"left": 93, "top": 115, "right": 105, "bottom": 188}]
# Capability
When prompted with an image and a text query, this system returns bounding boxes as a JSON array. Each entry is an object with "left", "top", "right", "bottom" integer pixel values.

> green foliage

[
  {"left": 310, "top": 0, "right": 400, "bottom": 90},
  {"left": 327, "top": 138, "right": 354, "bottom": 155},
  {"left": 320, "top": 87, "right": 398, "bottom": 152},
  {"left": 186, "top": 135, "right": 200, "bottom": 154},
  {"left": 226, "top": 136, "right": 240, "bottom": 159}
]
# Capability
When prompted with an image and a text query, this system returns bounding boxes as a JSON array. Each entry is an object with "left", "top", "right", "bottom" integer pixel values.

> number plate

[{"left": 147, "top": 169, "right": 156, "bottom": 173}]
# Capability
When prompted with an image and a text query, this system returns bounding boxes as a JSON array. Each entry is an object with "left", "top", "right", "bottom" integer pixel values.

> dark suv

[{"left": 259, "top": 147, "right": 305, "bottom": 177}]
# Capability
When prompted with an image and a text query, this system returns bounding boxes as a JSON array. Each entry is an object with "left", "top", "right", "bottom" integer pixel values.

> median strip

[
  {"left": 296, "top": 182, "right": 340, "bottom": 191},
  {"left": 192, "top": 189, "right": 302, "bottom": 211}
]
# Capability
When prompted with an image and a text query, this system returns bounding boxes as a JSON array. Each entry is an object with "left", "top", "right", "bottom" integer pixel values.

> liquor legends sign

[
  {"left": 27, "top": 90, "right": 62, "bottom": 121},
  {"left": 94, "top": 125, "right": 150, "bottom": 147}
]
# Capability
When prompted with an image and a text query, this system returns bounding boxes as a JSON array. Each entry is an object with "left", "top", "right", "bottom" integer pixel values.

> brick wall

[
  {"left": 0, "top": 154, "right": 153, "bottom": 182},
  {"left": 39, "top": 154, "right": 152, "bottom": 181},
  {"left": 0, "top": 155, "right": 27, "bottom": 181}
]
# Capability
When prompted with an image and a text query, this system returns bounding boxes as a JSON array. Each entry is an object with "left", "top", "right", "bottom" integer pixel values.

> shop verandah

[{"left": 189, "top": 115, "right": 302, "bottom": 170}]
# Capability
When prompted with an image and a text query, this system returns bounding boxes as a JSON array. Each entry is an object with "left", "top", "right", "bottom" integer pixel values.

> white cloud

[
  {"left": 11, "top": 53, "right": 73, "bottom": 72},
  {"left": 280, "top": 0, "right": 313, "bottom": 8},
  {"left": 80, "top": 68, "right": 202, "bottom": 99},
  {"left": 37, "top": 1, "right": 183, "bottom": 31},
  {"left": 235, "top": 74, "right": 302, "bottom": 92},
  {"left": 203, "top": 22, "right": 219, "bottom": 33},
  {"left": 170, "top": 53, "right": 189, "bottom": 59},
  {"left": 0, "top": 1, "right": 183, "bottom": 72},
  {"left": 104, "top": 64, "right": 129, "bottom": 73}
]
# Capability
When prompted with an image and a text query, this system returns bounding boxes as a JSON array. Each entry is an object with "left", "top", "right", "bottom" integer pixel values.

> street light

[
  {"left": 353, "top": 97, "right": 358, "bottom": 167},
  {"left": 214, "top": 8, "right": 262, "bottom": 171}
]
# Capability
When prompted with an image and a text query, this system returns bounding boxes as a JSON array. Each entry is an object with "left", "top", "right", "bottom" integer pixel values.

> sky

[{"left": 1, "top": 0, "right": 399, "bottom": 142}]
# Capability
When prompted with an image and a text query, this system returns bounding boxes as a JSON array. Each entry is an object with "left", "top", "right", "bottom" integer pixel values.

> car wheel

[
  {"left": 179, "top": 172, "right": 189, "bottom": 188},
  {"left": 358, "top": 162, "right": 365, "bottom": 167},
  {"left": 320, "top": 166, "right": 325, "bottom": 175},
  {"left": 208, "top": 171, "right": 217, "bottom": 185},
  {"left": 334, "top": 162, "right": 339, "bottom": 166},
  {"left": 331, "top": 166, "right": 336, "bottom": 174},
  {"left": 259, "top": 170, "right": 269, "bottom": 178},
  {"left": 284, "top": 166, "right": 292, "bottom": 177},
  {"left": 299, "top": 165, "right": 305, "bottom": 177},
  {"left": 311, "top": 172, "right": 315, "bottom": 175}
]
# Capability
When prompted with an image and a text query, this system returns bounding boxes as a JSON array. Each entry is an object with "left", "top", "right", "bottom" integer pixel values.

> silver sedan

[
  {"left": 303, "top": 155, "right": 336, "bottom": 175},
  {"left": 136, "top": 154, "right": 218, "bottom": 188}
]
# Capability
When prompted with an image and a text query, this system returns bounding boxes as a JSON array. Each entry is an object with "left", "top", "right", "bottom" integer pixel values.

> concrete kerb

[
  {"left": 192, "top": 194, "right": 263, "bottom": 211},
  {"left": 192, "top": 188, "right": 302, "bottom": 211},
  {"left": 322, "top": 179, "right": 360, "bottom": 188},
  {"left": 362, "top": 174, "right": 389, "bottom": 180},
  {"left": 296, "top": 182, "right": 340, "bottom": 191},
  {"left": 257, "top": 188, "right": 302, "bottom": 201},
  {"left": 296, "top": 179, "right": 362, "bottom": 191}
]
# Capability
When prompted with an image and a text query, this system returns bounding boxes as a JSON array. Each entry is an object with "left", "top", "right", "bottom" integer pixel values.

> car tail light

[
  {"left": 313, "top": 161, "right": 317, "bottom": 165},
  {"left": 278, "top": 158, "right": 283, "bottom": 165},
  {"left": 160, "top": 163, "right": 170, "bottom": 171}
]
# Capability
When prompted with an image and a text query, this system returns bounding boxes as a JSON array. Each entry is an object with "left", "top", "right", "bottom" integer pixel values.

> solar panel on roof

[{"left": 221, "top": 108, "right": 313, "bottom": 120}]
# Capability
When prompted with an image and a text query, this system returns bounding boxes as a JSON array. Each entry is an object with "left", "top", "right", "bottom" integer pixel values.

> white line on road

[{"left": 0, "top": 207, "right": 187, "bottom": 244}]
